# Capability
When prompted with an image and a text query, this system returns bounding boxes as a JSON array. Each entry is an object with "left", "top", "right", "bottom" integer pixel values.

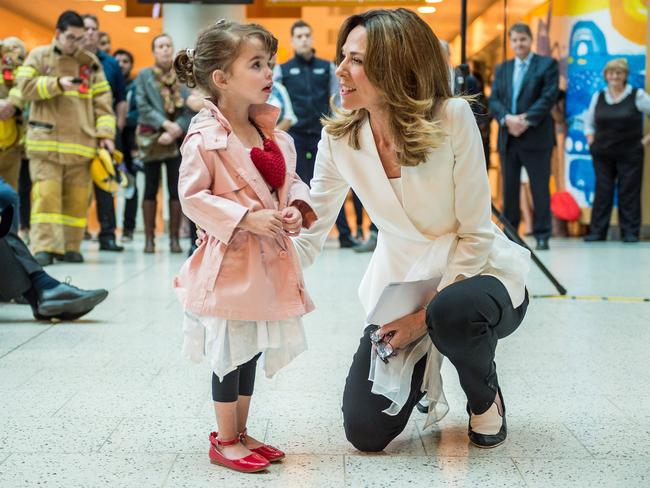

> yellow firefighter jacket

[
  {"left": 0, "top": 42, "right": 25, "bottom": 150},
  {"left": 16, "top": 41, "right": 115, "bottom": 165}
]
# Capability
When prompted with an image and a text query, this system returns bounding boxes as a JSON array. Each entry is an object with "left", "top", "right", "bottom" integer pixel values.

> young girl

[{"left": 173, "top": 20, "right": 317, "bottom": 473}]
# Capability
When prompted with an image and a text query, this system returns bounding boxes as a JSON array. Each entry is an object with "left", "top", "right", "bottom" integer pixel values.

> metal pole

[{"left": 460, "top": 0, "right": 467, "bottom": 64}]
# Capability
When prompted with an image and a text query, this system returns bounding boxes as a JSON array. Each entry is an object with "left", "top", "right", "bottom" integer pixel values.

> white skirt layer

[{"left": 182, "top": 312, "right": 307, "bottom": 380}]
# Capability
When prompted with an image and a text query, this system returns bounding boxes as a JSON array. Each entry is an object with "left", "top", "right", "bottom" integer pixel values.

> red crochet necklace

[{"left": 249, "top": 119, "right": 286, "bottom": 190}]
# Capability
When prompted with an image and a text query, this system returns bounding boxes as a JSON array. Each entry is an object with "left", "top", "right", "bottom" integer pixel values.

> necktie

[{"left": 511, "top": 61, "right": 527, "bottom": 113}]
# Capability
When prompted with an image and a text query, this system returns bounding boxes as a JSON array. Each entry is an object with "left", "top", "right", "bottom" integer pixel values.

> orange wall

[{"left": 0, "top": 7, "right": 51, "bottom": 50}]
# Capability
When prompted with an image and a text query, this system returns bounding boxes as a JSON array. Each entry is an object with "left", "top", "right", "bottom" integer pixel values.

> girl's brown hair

[
  {"left": 323, "top": 9, "right": 452, "bottom": 167},
  {"left": 173, "top": 19, "right": 277, "bottom": 101}
]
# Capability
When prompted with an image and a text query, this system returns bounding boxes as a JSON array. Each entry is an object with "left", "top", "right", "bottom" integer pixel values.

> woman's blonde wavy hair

[{"left": 323, "top": 9, "right": 452, "bottom": 167}]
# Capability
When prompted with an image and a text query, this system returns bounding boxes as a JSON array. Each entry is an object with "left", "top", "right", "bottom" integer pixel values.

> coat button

[{"left": 279, "top": 250, "right": 288, "bottom": 258}]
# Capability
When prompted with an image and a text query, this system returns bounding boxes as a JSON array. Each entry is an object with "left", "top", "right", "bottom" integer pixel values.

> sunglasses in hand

[{"left": 369, "top": 325, "right": 397, "bottom": 364}]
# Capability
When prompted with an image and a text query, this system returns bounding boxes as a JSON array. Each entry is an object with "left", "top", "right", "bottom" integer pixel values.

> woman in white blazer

[{"left": 292, "top": 9, "right": 531, "bottom": 450}]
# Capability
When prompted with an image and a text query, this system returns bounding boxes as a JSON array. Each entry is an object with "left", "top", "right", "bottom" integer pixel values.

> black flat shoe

[
  {"left": 339, "top": 234, "right": 361, "bottom": 248},
  {"left": 34, "top": 251, "right": 54, "bottom": 266},
  {"left": 61, "top": 251, "right": 84, "bottom": 263},
  {"left": 535, "top": 238, "right": 549, "bottom": 251},
  {"left": 467, "top": 387, "right": 507, "bottom": 449},
  {"left": 584, "top": 234, "right": 606, "bottom": 242},
  {"left": 99, "top": 238, "right": 124, "bottom": 252},
  {"left": 622, "top": 234, "right": 639, "bottom": 243}
]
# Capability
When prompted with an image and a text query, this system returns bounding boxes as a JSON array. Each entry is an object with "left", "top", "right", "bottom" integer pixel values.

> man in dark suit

[{"left": 490, "top": 23, "right": 559, "bottom": 250}]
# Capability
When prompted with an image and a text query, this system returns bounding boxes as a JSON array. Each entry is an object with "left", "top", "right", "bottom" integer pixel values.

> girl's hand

[
  {"left": 282, "top": 206, "right": 302, "bottom": 236},
  {"left": 239, "top": 209, "right": 283, "bottom": 238},
  {"left": 378, "top": 308, "right": 428, "bottom": 351},
  {"left": 195, "top": 226, "right": 207, "bottom": 246}
]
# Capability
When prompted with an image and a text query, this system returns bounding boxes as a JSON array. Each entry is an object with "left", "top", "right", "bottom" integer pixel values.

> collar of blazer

[
  {"left": 186, "top": 99, "right": 285, "bottom": 210},
  {"left": 343, "top": 118, "right": 434, "bottom": 243}
]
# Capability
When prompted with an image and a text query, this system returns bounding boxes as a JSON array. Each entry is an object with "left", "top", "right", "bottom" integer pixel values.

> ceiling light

[
  {"left": 103, "top": 4, "right": 122, "bottom": 12},
  {"left": 134, "top": 26, "right": 151, "bottom": 34},
  {"left": 425, "top": 0, "right": 443, "bottom": 3},
  {"left": 418, "top": 7, "right": 437, "bottom": 14}
]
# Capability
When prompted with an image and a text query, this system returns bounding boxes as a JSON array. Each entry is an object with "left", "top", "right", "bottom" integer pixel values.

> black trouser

[
  {"left": 211, "top": 353, "right": 262, "bottom": 403},
  {"left": 342, "top": 275, "right": 528, "bottom": 452},
  {"left": 290, "top": 130, "right": 352, "bottom": 239},
  {"left": 589, "top": 146, "right": 643, "bottom": 238},
  {"left": 501, "top": 145, "right": 553, "bottom": 240},
  {"left": 121, "top": 127, "right": 138, "bottom": 233},
  {"left": 143, "top": 155, "right": 181, "bottom": 202},
  {"left": 18, "top": 158, "right": 31, "bottom": 230},
  {"left": 0, "top": 179, "right": 41, "bottom": 299}
]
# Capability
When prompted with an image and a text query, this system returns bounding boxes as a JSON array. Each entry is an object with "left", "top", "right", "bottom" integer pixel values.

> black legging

[
  {"left": 342, "top": 275, "right": 528, "bottom": 452},
  {"left": 143, "top": 155, "right": 181, "bottom": 201},
  {"left": 212, "top": 353, "right": 262, "bottom": 403}
]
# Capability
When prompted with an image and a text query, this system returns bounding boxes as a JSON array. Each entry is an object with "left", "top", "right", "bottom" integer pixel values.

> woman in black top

[{"left": 584, "top": 58, "right": 650, "bottom": 242}]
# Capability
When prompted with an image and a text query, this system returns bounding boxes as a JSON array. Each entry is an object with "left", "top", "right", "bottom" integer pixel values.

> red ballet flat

[
  {"left": 240, "top": 427, "right": 286, "bottom": 462},
  {"left": 208, "top": 431, "right": 270, "bottom": 473}
]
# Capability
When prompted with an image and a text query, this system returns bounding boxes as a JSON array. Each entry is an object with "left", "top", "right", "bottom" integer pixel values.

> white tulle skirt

[{"left": 182, "top": 312, "right": 307, "bottom": 380}]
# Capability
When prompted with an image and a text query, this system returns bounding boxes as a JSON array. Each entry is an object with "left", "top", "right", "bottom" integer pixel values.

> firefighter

[
  {"left": 16, "top": 10, "right": 116, "bottom": 266},
  {"left": 0, "top": 37, "right": 26, "bottom": 190}
]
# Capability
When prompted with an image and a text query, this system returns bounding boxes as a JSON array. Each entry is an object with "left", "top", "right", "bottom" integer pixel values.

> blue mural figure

[{"left": 565, "top": 20, "right": 645, "bottom": 206}]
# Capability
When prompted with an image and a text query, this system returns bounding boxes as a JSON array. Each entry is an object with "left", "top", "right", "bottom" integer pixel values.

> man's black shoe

[
  {"left": 584, "top": 234, "right": 606, "bottom": 242},
  {"left": 535, "top": 238, "right": 549, "bottom": 251},
  {"left": 622, "top": 234, "right": 639, "bottom": 243},
  {"left": 34, "top": 251, "right": 54, "bottom": 266},
  {"left": 36, "top": 282, "right": 108, "bottom": 319},
  {"left": 339, "top": 234, "right": 360, "bottom": 248},
  {"left": 99, "top": 238, "right": 124, "bottom": 252},
  {"left": 59, "top": 251, "right": 84, "bottom": 263}
]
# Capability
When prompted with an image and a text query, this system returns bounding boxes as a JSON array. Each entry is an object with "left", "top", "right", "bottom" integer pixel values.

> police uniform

[
  {"left": 0, "top": 41, "right": 25, "bottom": 190},
  {"left": 16, "top": 41, "right": 115, "bottom": 256}
]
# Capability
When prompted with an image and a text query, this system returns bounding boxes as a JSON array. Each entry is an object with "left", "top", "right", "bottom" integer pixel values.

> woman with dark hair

[
  {"left": 293, "top": 9, "right": 530, "bottom": 451},
  {"left": 135, "top": 33, "right": 192, "bottom": 253}
]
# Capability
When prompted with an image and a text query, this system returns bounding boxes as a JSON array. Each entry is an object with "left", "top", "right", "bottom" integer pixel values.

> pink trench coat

[{"left": 173, "top": 100, "right": 317, "bottom": 321}]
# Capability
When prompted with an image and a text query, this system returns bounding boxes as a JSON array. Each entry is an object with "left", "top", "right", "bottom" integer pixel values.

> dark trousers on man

[
  {"left": 95, "top": 130, "right": 124, "bottom": 245},
  {"left": 121, "top": 127, "right": 138, "bottom": 235},
  {"left": 501, "top": 145, "right": 552, "bottom": 240},
  {"left": 589, "top": 147, "right": 643, "bottom": 239},
  {"left": 342, "top": 276, "right": 528, "bottom": 452},
  {"left": 290, "top": 130, "right": 352, "bottom": 240}
]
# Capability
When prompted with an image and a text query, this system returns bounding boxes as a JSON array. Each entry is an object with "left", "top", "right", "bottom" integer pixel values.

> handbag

[{"left": 135, "top": 123, "right": 179, "bottom": 163}]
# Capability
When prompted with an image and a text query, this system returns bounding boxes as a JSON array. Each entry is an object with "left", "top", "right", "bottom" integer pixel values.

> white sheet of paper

[{"left": 366, "top": 277, "right": 441, "bottom": 325}]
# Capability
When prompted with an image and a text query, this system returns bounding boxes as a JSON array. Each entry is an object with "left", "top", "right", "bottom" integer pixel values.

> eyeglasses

[
  {"left": 63, "top": 34, "right": 84, "bottom": 43},
  {"left": 369, "top": 325, "right": 396, "bottom": 364}
]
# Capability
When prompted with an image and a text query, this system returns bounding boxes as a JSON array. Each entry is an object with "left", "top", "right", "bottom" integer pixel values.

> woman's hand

[
  {"left": 157, "top": 132, "right": 174, "bottom": 145},
  {"left": 642, "top": 133, "right": 650, "bottom": 147},
  {"left": 282, "top": 206, "right": 302, "bottom": 236},
  {"left": 586, "top": 134, "right": 594, "bottom": 146},
  {"left": 378, "top": 308, "right": 428, "bottom": 351},
  {"left": 238, "top": 209, "right": 284, "bottom": 238},
  {"left": 162, "top": 120, "right": 183, "bottom": 139}
]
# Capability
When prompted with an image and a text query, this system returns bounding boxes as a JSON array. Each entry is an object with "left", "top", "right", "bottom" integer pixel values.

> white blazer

[{"left": 292, "top": 98, "right": 531, "bottom": 425}]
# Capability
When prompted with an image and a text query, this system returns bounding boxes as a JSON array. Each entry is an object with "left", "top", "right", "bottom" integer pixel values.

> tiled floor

[{"left": 1, "top": 235, "right": 649, "bottom": 487}]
